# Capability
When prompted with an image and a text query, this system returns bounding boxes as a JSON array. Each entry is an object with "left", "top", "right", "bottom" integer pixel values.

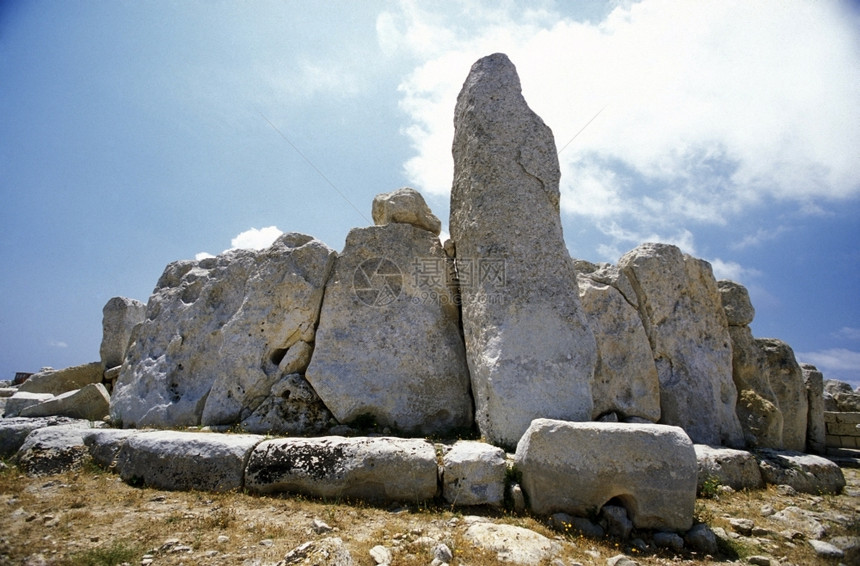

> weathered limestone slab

[
  {"left": 16, "top": 422, "right": 95, "bottom": 476},
  {"left": 755, "top": 449, "right": 845, "bottom": 494},
  {"left": 729, "top": 326, "right": 784, "bottom": 448},
  {"left": 113, "top": 430, "right": 263, "bottom": 492},
  {"left": 245, "top": 436, "right": 438, "bottom": 503},
  {"left": 757, "top": 338, "right": 807, "bottom": 451},
  {"left": 371, "top": 187, "right": 441, "bottom": 235},
  {"left": 801, "top": 363, "right": 826, "bottom": 454},
  {"left": 441, "top": 441, "right": 507, "bottom": 507},
  {"left": 306, "top": 222, "right": 472, "bottom": 435},
  {"left": 824, "top": 379, "right": 860, "bottom": 412},
  {"left": 576, "top": 273, "right": 660, "bottom": 422},
  {"left": 0, "top": 416, "right": 86, "bottom": 458},
  {"left": 100, "top": 296, "right": 146, "bottom": 369},
  {"left": 18, "top": 361, "right": 103, "bottom": 395},
  {"left": 619, "top": 243, "right": 743, "bottom": 447},
  {"left": 514, "top": 419, "right": 697, "bottom": 530},
  {"left": 450, "top": 53, "right": 597, "bottom": 448},
  {"left": 20, "top": 383, "right": 110, "bottom": 420},
  {"left": 237, "top": 373, "right": 332, "bottom": 435},
  {"left": 694, "top": 444, "right": 764, "bottom": 491},
  {"left": 462, "top": 522, "right": 561, "bottom": 566},
  {"left": 111, "top": 233, "right": 335, "bottom": 429},
  {"left": 717, "top": 280, "right": 755, "bottom": 326},
  {"left": 82, "top": 428, "right": 143, "bottom": 469},
  {"left": 4, "top": 392, "right": 55, "bottom": 417}
]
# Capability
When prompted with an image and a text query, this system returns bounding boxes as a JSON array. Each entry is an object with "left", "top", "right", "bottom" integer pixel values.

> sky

[{"left": 1, "top": 0, "right": 859, "bottom": 388}]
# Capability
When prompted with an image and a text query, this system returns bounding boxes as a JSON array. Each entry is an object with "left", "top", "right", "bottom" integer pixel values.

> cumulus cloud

[
  {"left": 385, "top": 0, "right": 860, "bottom": 231},
  {"left": 195, "top": 226, "right": 284, "bottom": 260},
  {"left": 49, "top": 340, "right": 68, "bottom": 348},
  {"left": 797, "top": 348, "right": 860, "bottom": 381},
  {"left": 708, "top": 258, "right": 761, "bottom": 283},
  {"left": 833, "top": 327, "right": 860, "bottom": 342}
]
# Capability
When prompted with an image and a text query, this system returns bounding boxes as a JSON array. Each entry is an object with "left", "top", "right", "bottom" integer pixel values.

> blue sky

[{"left": 1, "top": 1, "right": 859, "bottom": 388}]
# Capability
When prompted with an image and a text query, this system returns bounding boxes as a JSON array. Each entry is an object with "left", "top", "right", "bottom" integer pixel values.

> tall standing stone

[
  {"left": 801, "top": 363, "right": 826, "bottom": 454},
  {"left": 619, "top": 243, "right": 744, "bottom": 447},
  {"left": 100, "top": 297, "right": 146, "bottom": 370},
  {"left": 449, "top": 53, "right": 597, "bottom": 448},
  {"left": 757, "top": 338, "right": 808, "bottom": 452}
]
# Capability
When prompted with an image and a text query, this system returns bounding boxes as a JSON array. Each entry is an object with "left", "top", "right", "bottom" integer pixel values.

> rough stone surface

[
  {"left": 824, "top": 379, "right": 860, "bottom": 412},
  {"left": 237, "top": 373, "right": 332, "bottom": 435},
  {"left": 111, "top": 233, "right": 335, "bottom": 429},
  {"left": 808, "top": 539, "right": 844, "bottom": 559},
  {"left": 20, "top": 383, "right": 110, "bottom": 420},
  {"left": 82, "top": 428, "right": 142, "bottom": 469},
  {"left": 717, "top": 280, "right": 755, "bottom": 327},
  {"left": 684, "top": 523, "right": 718, "bottom": 555},
  {"left": 728, "top": 325, "right": 784, "bottom": 449},
  {"left": 16, "top": 422, "right": 94, "bottom": 476},
  {"left": 100, "top": 296, "right": 146, "bottom": 369},
  {"left": 801, "top": 363, "right": 826, "bottom": 454},
  {"left": 371, "top": 187, "right": 442, "bottom": 235},
  {"left": 3, "top": 392, "right": 55, "bottom": 418},
  {"left": 771, "top": 506, "right": 826, "bottom": 539},
  {"left": 245, "top": 436, "right": 438, "bottom": 503},
  {"left": 577, "top": 274, "right": 660, "bottom": 422},
  {"left": 462, "top": 522, "right": 561, "bottom": 566},
  {"left": 113, "top": 430, "right": 263, "bottom": 492},
  {"left": 618, "top": 243, "right": 743, "bottom": 447},
  {"left": 694, "top": 444, "right": 764, "bottom": 491},
  {"left": 18, "top": 362, "right": 103, "bottom": 395},
  {"left": 441, "top": 440, "right": 506, "bottom": 507},
  {"left": 306, "top": 222, "right": 471, "bottom": 434},
  {"left": 755, "top": 449, "right": 845, "bottom": 494},
  {"left": 0, "top": 416, "right": 85, "bottom": 458},
  {"left": 283, "top": 538, "right": 355, "bottom": 566},
  {"left": 514, "top": 419, "right": 697, "bottom": 530},
  {"left": 757, "top": 338, "right": 807, "bottom": 451},
  {"left": 449, "top": 53, "right": 597, "bottom": 448}
]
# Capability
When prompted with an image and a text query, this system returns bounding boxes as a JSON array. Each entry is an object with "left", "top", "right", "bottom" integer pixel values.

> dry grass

[{"left": 0, "top": 458, "right": 856, "bottom": 565}]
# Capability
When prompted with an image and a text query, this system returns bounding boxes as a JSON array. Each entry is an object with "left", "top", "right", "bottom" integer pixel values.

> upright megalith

[
  {"left": 100, "top": 297, "right": 146, "bottom": 370},
  {"left": 111, "top": 233, "right": 336, "bottom": 429},
  {"left": 619, "top": 243, "right": 744, "bottom": 447},
  {"left": 449, "top": 53, "right": 597, "bottom": 448},
  {"left": 306, "top": 210, "right": 472, "bottom": 435}
]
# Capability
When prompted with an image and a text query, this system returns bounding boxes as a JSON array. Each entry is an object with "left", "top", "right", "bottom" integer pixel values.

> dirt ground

[{"left": 0, "top": 460, "right": 857, "bottom": 566}]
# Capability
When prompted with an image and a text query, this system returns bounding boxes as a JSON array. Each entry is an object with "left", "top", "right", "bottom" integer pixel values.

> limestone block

[
  {"left": 694, "top": 444, "right": 764, "bottom": 491},
  {"left": 462, "top": 522, "right": 561, "bottom": 566},
  {"left": 824, "top": 379, "right": 860, "bottom": 412},
  {"left": 801, "top": 363, "right": 826, "bottom": 454},
  {"left": 306, "top": 223, "right": 472, "bottom": 435},
  {"left": 100, "top": 296, "right": 146, "bottom": 369},
  {"left": 16, "top": 422, "right": 94, "bottom": 476},
  {"left": 0, "top": 416, "right": 85, "bottom": 458},
  {"left": 757, "top": 338, "right": 807, "bottom": 451},
  {"left": 717, "top": 280, "right": 755, "bottom": 326},
  {"left": 442, "top": 441, "right": 507, "bottom": 507},
  {"left": 4, "top": 392, "right": 55, "bottom": 417},
  {"left": 245, "top": 436, "right": 438, "bottom": 503},
  {"left": 514, "top": 419, "right": 697, "bottom": 531},
  {"left": 371, "top": 187, "right": 441, "bottom": 235},
  {"left": 82, "top": 428, "right": 142, "bottom": 469},
  {"left": 238, "top": 373, "right": 332, "bottom": 435},
  {"left": 114, "top": 430, "right": 263, "bottom": 492},
  {"left": 755, "top": 449, "right": 845, "bottom": 494},
  {"left": 450, "top": 53, "right": 597, "bottom": 448},
  {"left": 619, "top": 243, "right": 743, "bottom": 447},
  {"left": 20, "top": 383, "right": 110, "bottom": 421},
  {"left": 728, "top": 326, "right": 783, "bottom": 448},
  {"left": 18, "top": 361, "right": 103, "bottom": 395},
  {"left": 577, "top": 274, "right": 660, "bottom": 422},
  {"left": 111, "top": 233, "right": 335, "bottom": 429}
]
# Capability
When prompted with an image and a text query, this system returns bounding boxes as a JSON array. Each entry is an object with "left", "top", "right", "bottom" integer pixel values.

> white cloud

[
  {"left": 708, "top": 258, "right": 761, "bottom": 283},
  {"left": 797, "top": 348, "right": 860, "bottom": 374},
  {"left": 49, "top": 340, "right": 68, "bottom": 349},
  {"left": 833, "top": 327, "right": 860, "bottom": 342},
  {"left": 195, "top": 226, "right": 284, "bottom": 260},
  {"left": 388, "top": 0, "right": 860, "bottom": 227}
]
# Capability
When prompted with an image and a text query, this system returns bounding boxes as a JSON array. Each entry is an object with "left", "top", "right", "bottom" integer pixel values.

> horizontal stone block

[
  {"left": 825, "top": 422, "right": 860, "bottom": 436},
  {"left": 245, "top": 436, "right": 438, "bottom": 503},
  {"left": 834, "top": 412, "right": 860, "bottom": 424}
]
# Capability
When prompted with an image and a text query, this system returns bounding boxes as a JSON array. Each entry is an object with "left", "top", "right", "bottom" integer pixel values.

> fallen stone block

[
  {"left": 245, "top": 436, "right": 438, "bottom": 503},
  {"left": 4, "top": 392, "right": 55, "bottom": 417},
  {"left": 462, "top": 522, "right": 561, "bottom": 566},
  {"left": 16, "top": 422, "right": 95, "bottom": 476},
  {"left": 20, "top": 383, "right": 110, "bottom": 420},
  {"left": 0, "top": 416, "right": 89, "bottom": 458},
  {"left": 755, "top": 449, "right": 845, "bottom": 494},
  {"left": 695, "top": 444, "right": 764, "bottom": 491},
  {"left": 514, "top": 419, "right": 697, "bottom": 531},
  {"left": 113, "top": 430, "right": 264, "bottom": 492},
  {"left": 82, "top": 428, "right": 144, "bottom": 469},
  {"left": 18, "top": 361, "right": 103, "bottom": 395},
  {"left": 441, "top": 440, "right": 506, "bottom": 507}
]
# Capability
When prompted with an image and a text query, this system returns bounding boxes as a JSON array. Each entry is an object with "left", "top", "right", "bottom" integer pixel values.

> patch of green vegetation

[
  {"left": 716, "top": 534, "right": 751, "bottom": 560},
  {"left": 698, "top": 475, "right": 722, "bottom": 499},
  {"left": 67, "top": 540, "right": 142, "bottom": 566}
]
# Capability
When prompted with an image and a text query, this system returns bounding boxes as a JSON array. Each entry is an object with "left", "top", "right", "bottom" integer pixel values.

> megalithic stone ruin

[{"left": 449, "top": 53, "right": 598, "bottom": 448}]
